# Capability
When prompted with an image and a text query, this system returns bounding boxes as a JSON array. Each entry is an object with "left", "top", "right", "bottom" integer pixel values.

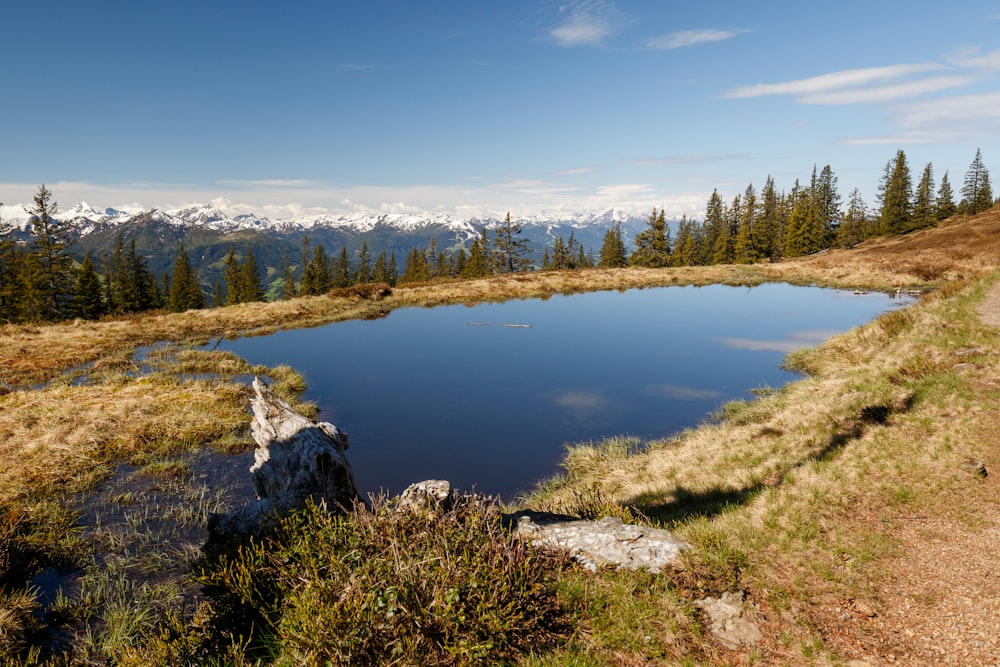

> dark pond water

[{"left": 213, "top": 284, "right": 909, "bottom": 499}]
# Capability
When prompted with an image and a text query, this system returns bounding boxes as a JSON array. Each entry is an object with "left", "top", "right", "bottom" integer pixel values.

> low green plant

[{"left": 192, "top": 498, "right": 569, "bottom": 666}]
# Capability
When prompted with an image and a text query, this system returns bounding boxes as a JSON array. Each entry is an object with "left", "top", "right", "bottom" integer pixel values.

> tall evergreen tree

[
  {"left": 0, "top": 212, "right": 18, "bottom": 321},
  {"left": 911, "top": 162, "right": 937, "bottom": 229},
  {"left": 333, "top": 246, "right": 353, "bottom": 288},
  {"left": 372, "top": 250, "right": 390, "bottom": 284},
  {"left": 936, "top": 171, "right": 957, "bottom": 220},
  {"left": 462, "top": 227, "right": 493, "bottom": 278},
  {"left": 703, "top": 189, "right": 730, "bottom": 265},
  {"left": 813, "top": 165, "right": 841, "bottom": 247},
  {"left": 878, "top": 150, "right": 912, "bottom": 234},
  {"left": 28, "top": 185, "right": 75, "bottom": 320},
  {"left": 493, "top": 213, "right": 532, "bottom": 273},
  {"left": 836, "top": 187, "right": 871, "bottom": 248},
  {"left": 960, "top": 148, "right": 993, "bottom": 215},
  {"left": 74, "top": 251, "right": 105, "bottom": 319},
  {"left": 356, "top": 241, "right": 371, "bottom": 284},
  {"left": 783, "top": 182, "right": 812, "bottom": 257},
  {"left": 733, "top": 184, "right": 757, "bottom": 264},
  {"left": 630, "top": 207, "right": 671, "bottom": 267},
  {"left": 167, "top": 243, "right": 204, "bottom": 311},
  {"left": 597, "top": 222, "right": 628, "bottom": 267},
  {"left": 401, "top": 247, "right": 430, "bottom": 283},
  {"left": 757, "top": 176, "right": 782, "bottom": 261}
]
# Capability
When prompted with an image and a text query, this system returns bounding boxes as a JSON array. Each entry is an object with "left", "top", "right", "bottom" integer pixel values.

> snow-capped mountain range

[{"left": 0, "top": 201, "right": 642, "bottom": 237}]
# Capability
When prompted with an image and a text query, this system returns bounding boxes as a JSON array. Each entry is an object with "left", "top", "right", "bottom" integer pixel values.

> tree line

[
  {"left": 598, "top": 147, "right": 994, "bottom": 269},
  {"left": 0, "top": 149, "right": 993, "bottom": 324}
]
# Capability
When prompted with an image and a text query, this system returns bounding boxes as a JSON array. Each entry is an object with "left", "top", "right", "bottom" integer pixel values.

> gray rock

[
  {"left": 694, "top": 591, "right": 763, "bottom": 650},
  {"left": 398, "top": 479, "right": 453, "bottom": 515},
  {"left": 207, "top": 377, "right": 360, "bottom": 546},
  {"left": 510, "top": 511, "right": 687, "bottom": 572}
]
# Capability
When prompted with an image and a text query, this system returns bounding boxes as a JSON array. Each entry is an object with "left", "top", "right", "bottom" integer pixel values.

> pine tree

[
  {"left": 212, "top": 280, "right": 224, "bottom": 307},
  {"left": 0, "top": 213, "right": 18, "bottom": 321},
  {"left": 783, "top": 183, "right": 812, "bottom": 257},
  {"left": 493, "top": 213, "right": 532, "bottom": 273},
  {"left": 702, "top": 189, "right": 729, "bottom": 265},
  {"left": 960, "top": 148, "right": 993, "bottom": 215},
  {"left": 630, "top": 208, "right": 671, "bottom": 267},
  {"left": 936, "top": 171, "right": 957, "bottom": 220},
  {"left": 670, "top": 215, "right": 693, "bottom": 266},
  {"left": 597, "top": 222, "right": 628, "bottom": 268},
  {"left": 167, "top": 243, "right": 204, "bottom": 311},
  {"left": 757, "top": 176, "right": 782, "bottom": 261},
  {"left": 401, "top": 247, "right": 430, "bottom": 283},
  {"left": 911, "top": 162, "right": 936, "bottom": 230},
  {"left": 333, "top": 246, "right": 352, "bottom": 288},
  {"left": 462, "top": 227, "right": 493, "bottom": 278},
  {"left": 733, "top": 184, "right": 757, "bottom": 264},
  {"left": 878, "top": 150, "right": 912, "bottom": 234},
  {"left": 28, "top": 185, "right": 75, "bottom": 320},
  {"left": 74, "top": 251, "right": 105, "bottom": 319},
  {"left": 243, "top": 247, "right": 265, "bottom": 302},
  {"left": 372, "top": 251, "right": 389, "bottom": 284},
  {"left": 356, "top": 241, "right": 371, "bottom": 284},
  {"left": 813, "top": 165, "right": 841, "bottom": 248},
  {"left": 836, "top": 187, "right": 870, "bottom": 248}
]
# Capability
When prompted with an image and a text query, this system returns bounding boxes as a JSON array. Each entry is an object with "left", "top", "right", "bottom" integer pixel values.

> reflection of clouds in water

[
  {"left": 645, "top": 384, "right": 723, "bottom": 401},
  {"left": 553, "top": 390, "right": 613, "bottom": 428},
  {"left": 716, "top": 329, "right": 840, "bottom": 354},
  {"left": 554, "top": 390, "right": 609, "bottom": 411}
]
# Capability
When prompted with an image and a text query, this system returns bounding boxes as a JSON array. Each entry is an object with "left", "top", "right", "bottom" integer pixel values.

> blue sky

[{"left": 2, "top": 1, "right": 999, "bottom": 220}]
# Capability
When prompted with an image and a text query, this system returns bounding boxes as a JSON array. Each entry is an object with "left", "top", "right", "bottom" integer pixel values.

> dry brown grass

[{"left": 0, "top": 377, "right": 250, "bottom": 503}]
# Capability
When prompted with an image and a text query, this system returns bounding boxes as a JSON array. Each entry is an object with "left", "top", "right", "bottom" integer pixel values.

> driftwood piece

[{"left": 207, "top": 377, "right": 360, "bottom": 546}]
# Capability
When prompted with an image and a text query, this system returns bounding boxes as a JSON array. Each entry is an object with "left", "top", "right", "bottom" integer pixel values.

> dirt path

[{"left": 817, "top": 282, "right": 1000, "bottom": 666}]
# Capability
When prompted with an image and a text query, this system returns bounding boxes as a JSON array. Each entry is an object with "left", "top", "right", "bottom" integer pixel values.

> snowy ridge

[{"left": 1, "top": 201, "right": 647, "bottom": 237}]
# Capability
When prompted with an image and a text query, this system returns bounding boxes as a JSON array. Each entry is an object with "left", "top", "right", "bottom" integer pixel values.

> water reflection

[{"left": 213, "top": 284, "right": 910, "bottom": 499}]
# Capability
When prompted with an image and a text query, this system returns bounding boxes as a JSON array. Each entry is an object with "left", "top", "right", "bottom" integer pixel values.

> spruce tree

[
  {"left": 757, "top": 176, "right": 782, "bottom": 261},
  {"left": 28, "top": 185, "right": 75, "bottom": 320},
  {"left": 372, "top": 251, "right": 389, "bottom": 284},
  {"left": 0, "top": 214, "right": 17, "bottom": 321},
  {"left": 936, "top": 171, "right": 957, "bottom": 220},
  {"left": 333, "top": 246, "right": 353, "bottom": 287},
  {"left": 462, "top": 227, "right": 493, "bottom": 278},
  {"left": 356, "top": 241, "right": 371, "bottom": 284},
  {"left": 836, "top": 187, "right": 870, "bottom": 248},
  {"left": 243, "top": 247, "right": 265, "bottom": 302},
  {"left": 493, "top": 213, "right": 532, "bottom": 273},
  {"left": 630, "top": 208, "right": 671, "bottom": 267},
  {"left": 911, "top": 163, "right": 936, "bottom": 230},
  {"left": 597, "top": 222, "right": 628, "bottom": 268},
  {"left": 74, "top": 251, "right": 105, "bottom": 319},
  {"left": 960, "top": 148, "right": 993, "bottom": 215},
  {"left": 168, "top": 243, "right": 204, "bottom": 311},
  {"left": 733, "top": 184, "right": 757, "bottom": 264},
  {"left": 878, "top": 150, "right": 912, "bottom": 234},
  {"left": 813, "top": 165, "right": 841, "bottom": 248}
]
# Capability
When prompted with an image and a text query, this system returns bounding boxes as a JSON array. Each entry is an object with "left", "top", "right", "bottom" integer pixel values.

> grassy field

[{"left": 2, "top": 207, "right": 1000, "bottom": 664}]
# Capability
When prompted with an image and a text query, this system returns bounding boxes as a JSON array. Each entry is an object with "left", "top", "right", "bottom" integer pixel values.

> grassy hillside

[{"left": 1, "top": 207, "right": 999, "bottom": 664}]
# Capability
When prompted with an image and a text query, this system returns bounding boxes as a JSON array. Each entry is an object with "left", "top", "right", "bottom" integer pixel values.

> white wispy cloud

[
  {"left": 645, "top": 28, "right": 746, "bottom": 50},
  {"left": 557, "top": 166, "right": 595, "bottom": 175},
  {"left": 799, "top": 75, "right": 974, "bottom": 105},
  {"left": 724, "top": 63, "right": 945, "bottom": 100},
  {"left": 549, "top": 0, "right": 625, "bottom": 47},
  {"left": 725, "top": 49, "right": 1000, "bottom": 145}
]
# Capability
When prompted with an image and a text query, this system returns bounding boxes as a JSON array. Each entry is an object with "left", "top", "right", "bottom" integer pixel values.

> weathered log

[{"left": 206, "top": 377, "right": 360, "bottom": 546}]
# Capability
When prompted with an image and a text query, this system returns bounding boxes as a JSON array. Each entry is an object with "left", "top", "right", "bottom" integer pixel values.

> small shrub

[{"left": 197, "top": 498, "right": 569, "bottom": 665}]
